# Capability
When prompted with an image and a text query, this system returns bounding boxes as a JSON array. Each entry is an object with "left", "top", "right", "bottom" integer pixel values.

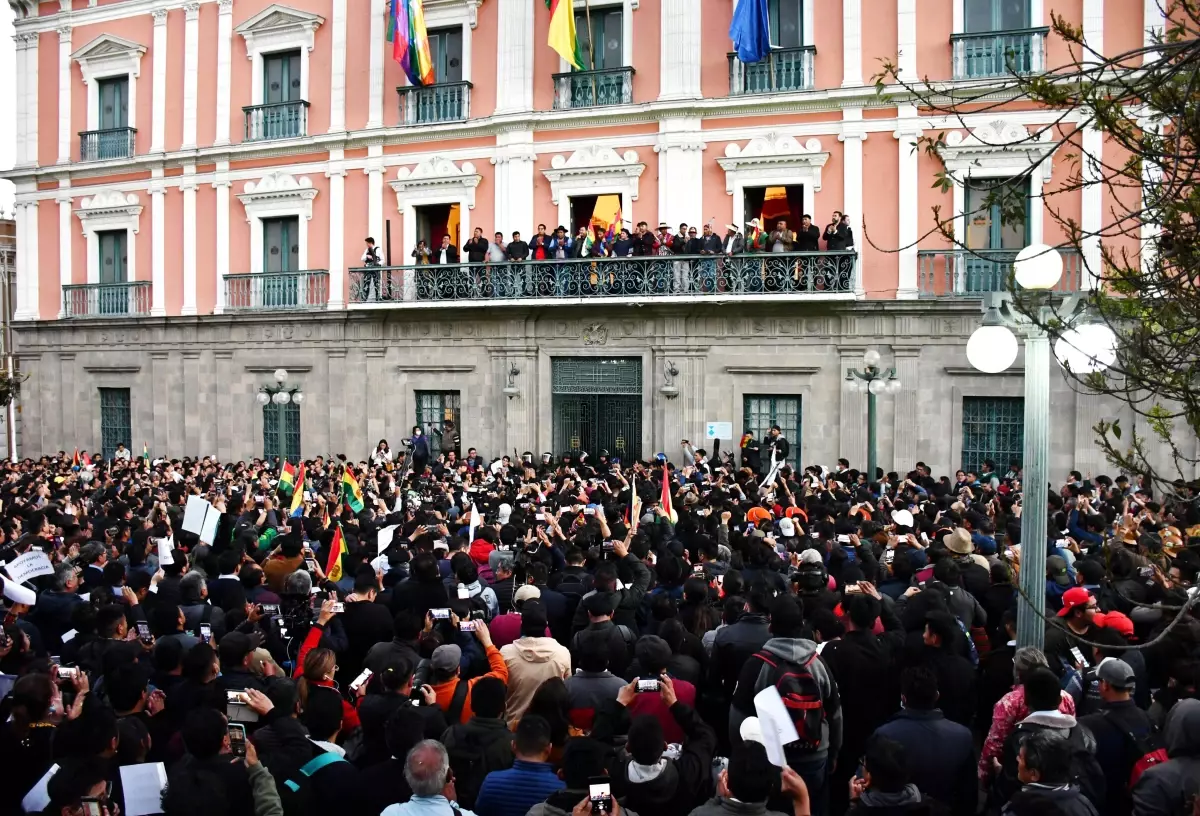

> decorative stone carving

[
  {"left": 582, "top": 322, "right": 608, "bottom": 346},
  {"left": 938, "top": 119, "right": 1057, "bottom": 181},
  {"left": 543, "top": 147, "right": 645, "bottom": 205}
]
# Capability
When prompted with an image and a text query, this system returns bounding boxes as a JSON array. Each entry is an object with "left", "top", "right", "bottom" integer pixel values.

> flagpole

[{"left": 584, "top": 0, "right": 596, "bottom": 101}]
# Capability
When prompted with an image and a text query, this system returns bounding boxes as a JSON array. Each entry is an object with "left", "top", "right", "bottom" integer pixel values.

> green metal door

[
  {"left": 98, "top": 76, "right": 129, "bottom": 130},
  {"left": 964, "top": 178, "right": 1029, "bottom": 291},
  {"left": 742, "top": 394, "right": 801, "bottom": 465},
  {"left": 98, "top": 230, "right": 128, "bottom": 314},
  {"left": 263, "top": 402, "right": 301, "bottom": 464},
  {"left": 262, "top": 216, "right": 299, "bottom": 307},
  {"left": 961, "top": 396, "right": 1023, "bottom": 473},
  {"left": 965, "top": 0, "right": 1030, "bottom": 32},
  {"left": 415, "top": 391, "right": 461, "bottom": 457},
  {"left": 551, "top": 358, "right": 642, "bottom": 460},
  {"left": 100, "top": 387, "right": 132, "bottom": 461}
]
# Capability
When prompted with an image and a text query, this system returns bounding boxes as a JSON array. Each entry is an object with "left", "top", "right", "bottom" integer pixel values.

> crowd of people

[{"left": 0, "top": 433, "right": 1198, "bottom": 816}]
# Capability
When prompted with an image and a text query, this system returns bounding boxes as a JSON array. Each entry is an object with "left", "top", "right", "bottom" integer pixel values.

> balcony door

[
  {"left": 574, "top": 7, "right": 623, "bottom": 70},
  {"left": 262, "top": 50, "right": 303, "bottom": 139},
  {"left": 428, "top": 28, "right": 463, "bottom": 83},
  {"left": 964, "top": 0, "right": 1029, "bottom": 33},
  {"left": 768, "top": 0, "right": 803, "bottom": 48},
  {"left": 99, "top": 77, "right": 129, "bottom": 130},
  {"left": 263, "top": 216, "right": 300, "bottom": 307},
  {"left": 98, "top": 230, "right": 129, "bottom": 315},
  {"left": 964, "top": 177, "right": 1029, "bottom": 292}
]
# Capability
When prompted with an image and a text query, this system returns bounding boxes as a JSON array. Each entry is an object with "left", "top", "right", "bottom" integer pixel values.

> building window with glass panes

[
  {"left": 415, "top": 391, "right": 461, "bottom": 457},
  {"left": 961, "top": 396, "right": 1024, "bottom": 473},
  {"left": 99, "top": 387, "right": 132, "bottom": 461},
  {"left": 263, "top": 401, "right": 301, "bottom": 464},
  {"left": 742, "top": 394, "right": 801, "bottom": 465}
]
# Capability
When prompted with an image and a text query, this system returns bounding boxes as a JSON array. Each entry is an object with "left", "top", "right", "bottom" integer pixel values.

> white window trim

[
  {"left": 542, "top": 145, "right": 644, "bottom": 232},
  {"left": 72, "top": 34, "right": 146, "bottom": 132},
  {"left": 408, "top": 0, "right": 478, "bottom": 87},
  {"left": 388, "top": 157, "right": 481, "bottom": 299},
  {"left": 235, "top": 4, "right": 325, "bottom": 106},
  {"left": 75, "top": 189, "right": 142, "bottom": 284},
  {"left": 954, "top": 0, "right": 1043, "bottom": 32},
  {"left": 560, "top": 0, "right": 634, "bottom": 73},
  {"left": 937, "top": 119, "right": 1055, "bottom": 247},
  {"left": 716, "top": 133, "right": 828, "bottom": 230},
  {"left": 236, "top": 171, "right": 319, "bottom": 273}
]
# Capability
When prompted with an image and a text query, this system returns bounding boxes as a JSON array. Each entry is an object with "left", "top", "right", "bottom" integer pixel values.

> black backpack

[
  {"left": 749, "top": 650, "right": 827, "bottom": 750},
  {"left": 444, "top": 718, "right": 514, "bottom": 809},
  {"left": 279, "top": 751, "right": 347, "bottom": 816}
]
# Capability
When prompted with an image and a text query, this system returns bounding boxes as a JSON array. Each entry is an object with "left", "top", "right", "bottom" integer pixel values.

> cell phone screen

[
  {"left": 636, "top": 678, "right": 660, "bottom": 692},
  {"left": 350, "top": 668, "right": 373, "bottom": 691},
  {"left": 81, "top": 799, "right": 103, "bottom": 816},
  {"left": 431, "top": 608, "right": 451, "bottom": 620},
  {"left": 227, "top": 723, "right": 247, "bottom": 757},
  {"left": 136, "top": 622, "right": 152, "bottom": 642},
  {"left": 199, "top": 624, "right": 212, "bottom": 643},
  {"left": 589, "top": 782, "right": 612, "bottom": 814}
]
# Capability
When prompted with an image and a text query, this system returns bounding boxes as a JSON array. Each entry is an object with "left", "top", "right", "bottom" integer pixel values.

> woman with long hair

[
  {"left": 0, "top": 670, "right": 88, "bottom": 813},
  {"left": 371, "top": 439, "right": 393, "bottom": 468},
  {"left": 515, "top": 678, "right": 581, "bottom": 765},
  {"left": 295, "top": 612, "right": 362, "bottom": 734}
]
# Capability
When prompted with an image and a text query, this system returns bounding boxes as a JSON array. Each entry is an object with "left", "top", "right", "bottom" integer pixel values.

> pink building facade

[{"left": 3, "top": 0, "right": 1183, "bottom": 477}]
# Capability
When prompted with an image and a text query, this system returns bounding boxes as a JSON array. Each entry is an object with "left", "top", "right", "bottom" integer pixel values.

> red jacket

[{"left": 295, "top": 623, "right": 361, "bottom": 731}]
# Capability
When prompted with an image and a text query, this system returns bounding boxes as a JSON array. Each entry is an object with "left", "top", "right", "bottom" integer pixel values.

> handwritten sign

[{"left": 3, "top": 550, "right": 56, "bottom": 584}]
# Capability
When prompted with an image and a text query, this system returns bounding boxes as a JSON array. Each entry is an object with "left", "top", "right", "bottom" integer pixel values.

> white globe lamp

[
  {"left": 272, "top": 390, "right": 291, "bottom": 405},
  {"left": 256, "top": 391, "right": 270, "bottom": 406},
  {"left": 863, "top": 349, "right": 881, "bottom": 367},
  {"left": 868, "top": 378, "right": 886, "bottom": 395},
  {"left": 1013, "top": 244, "right": 1063, "bottom": 291},
  {"left": 967, "top": 324, "right": 1019, "bottom": 373},
  {"left": 1054, "top": 323, "right": 1117, "bottom": 374},
  {"left": 291, "top": 390, "right": 305, "bottom": 405},
  {"left": 273, "top": 368, "right": 288, "bottom": 384}
]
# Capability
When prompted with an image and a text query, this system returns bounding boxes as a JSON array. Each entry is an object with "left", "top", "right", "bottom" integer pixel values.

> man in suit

[
  {"left": 506, "top": 231, "right": 530, "bottom": 296},
  {"left": 720, "top": 224, "right": 745, "bottom": 292},
  {"left": 432, "top": 235, "right": 459, "bottom": 299},
  {"left": 796, "top": 214, "right": 822, "bottom": 290}
]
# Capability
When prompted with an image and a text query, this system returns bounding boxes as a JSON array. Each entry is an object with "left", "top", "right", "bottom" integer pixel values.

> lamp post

[
  {"left": 255, "top": 368, "right": 305, "bottom": 467},
  {"left": 844, "top": 349, "right": 903, "bottom": 483},
  {"left": 965, "top": 244, "right": 1117, "bottom": 650}
]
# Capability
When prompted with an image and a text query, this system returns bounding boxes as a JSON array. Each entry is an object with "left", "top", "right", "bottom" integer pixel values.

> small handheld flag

[
  {"left": 289, "top": 462, "right": 307, "bottom": 515},
  {"left": 660, "top": 468, "right": 677, "bottom": 524},
  {"left": 279, "top": 461, "right": 297, "bottom": 494},
  {"left": 326, "top": 524, "right": 345, "bottom": 583},
  {"left": 468, "top": 502, "right": 482, "bottom": 544},
  {"left": 142, "top": 442, "right": 150, "bottom": 463},
  {"left": 342, "top": 469, "right": 365, "bottom": 513}
]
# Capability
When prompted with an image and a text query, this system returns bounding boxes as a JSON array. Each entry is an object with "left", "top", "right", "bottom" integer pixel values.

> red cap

[
  {"left": 1096, "top": 611, "right": 1135, "bottom": 638},
  {"left": 1057, "top": 586, "right": 1092, "bottom": 617}
]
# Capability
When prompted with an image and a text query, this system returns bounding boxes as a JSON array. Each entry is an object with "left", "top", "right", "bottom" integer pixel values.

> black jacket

[
  {"left": 506, "top": 240, "right": 530, "bottom": 261},
  {"left": 873, "top": 709, "right": 976, "bottom": 816},
  {"left": 463, "top": 237, "right": 489, "bottom": 263},
  {"left": 907, "top": 645, "right": 977, "bottom": 728},
  {"left": 708, "top": 613, "right": 771, "bottom": 697},
  {"left": 820, "top": 611, "right": 905, "bottom": 766},
  {"left": 795, "top": 224, "right": 821, "bottom": 252},
  {"left": 336, "top": 598, "right": 395, "bottom": 685},
  {"left": 432, "top": 245, "right": 460, "bottom": 264},
  {"left": 440, "top": 716, "right": 516, "bottom": 809},
  {"left": 569, "top": 555, "right": 652, "bottom": 634}
]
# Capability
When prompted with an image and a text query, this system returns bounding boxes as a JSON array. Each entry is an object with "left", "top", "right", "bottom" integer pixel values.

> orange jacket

[{"left": 430, "top": 644, "right": 509, "bottom": 724}]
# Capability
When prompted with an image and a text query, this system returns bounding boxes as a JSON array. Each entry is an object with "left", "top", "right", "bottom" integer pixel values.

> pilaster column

[
  {"left": 182, "top": 351, "right": 201, "bottom": 455},
  {"left": 839, "top": 108, "right": 867, "bottom": 295},
  {"left": 23, "top": 33, "right": 40, "bottom": 168},
  {"left": 329, "top": 0, "right": 348, "bottom": 131},
  {"left": 896, "top": 0, "right": 916, "bottom": 80},
  {"left": 494, "top": 0, "right": 534, "bottom": 114},
  {"left": 494, "top": 347, "right": 538, "bottom": 455},
  {"left": 57, "top": 192, "right": 72, "bottom": 317},
  {"left": 366, "top": 155, "right": 385, "bottom": 254},
  {"left": 182, "top": 3, "right": 200, "bottom": 149},
  {"left": 366, "top": 350, "right": 387, "bottom": 444},
  {"left": 150, "top": 352, "right": 172, "bottom": 455},
  {"left": 842, "top": 0, "right": 862, "bottom": 86},
  {"left": 894, "top": 105, "right": 922, "bottom": 298},
  {"left": 1080, "top": 0, "right": 1104, "bottom": 288},
  {"left": 213, "top": 171, "right": 231, "bottom": 313},
  {"left": 181, "top": 172, "right": 198, "bottom": 315},
  {"left": 214, "top": 351, "right": 234, "bottom": 461},
  {"left": 15, "top": 202, "right": 40, "bottom": 321},
  {"left": 150, "top": 180, "right": 166, "bottom": 316},
  {"left": 13, "top": 36, "right": 27, "bottom": 166},
  {"left": 491, "top": 130, "right": 536, "bottom": 238},
  {"left": 214, "top": 0, "right": 234, "bottom": 144},
  {"left": 60, "top": 354, "right": 76, "bottom": 445},
  {"left": 367, "top": 0, "right": 386, "bottom": 127},
  {"left": 838, "top": 345, "right": 867, "bottom": 469},
  {"left": 327, "top": 155, "right": 347, "bottom": 309},
  {"left": 57, "top": 26, "right": 72, "bottom": 164},
  {"left": 151, "top": 9, "right": 168, "bottom": 152},
  {"left": 659, "top": 0, "right": 700, "bottom": 100},
  {"left": 891, "top": 347, "right": 920, "bottom": 473},
  {"left": 327, "top": 350, "right": 347, "bottom": 455},
  {"left": 1072, "top": 388, "right": 1110, "bottom": 477},
  {"left": 1144, "top": 0, "right": 1164, "bottom": 64},
  {"left": 654, "top": 118, "right": 705, "bottom": 229}
]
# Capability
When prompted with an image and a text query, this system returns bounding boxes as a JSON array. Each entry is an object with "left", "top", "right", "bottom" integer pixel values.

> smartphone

[
  {"left": 81, "top": 798, "right": 104, "bottom": 816},
  {"left": 431, "top": 608, "right": 451, "bottom": 620},
  {"left": 227, "top": 723, "right": 247, "bottom": 758},
  {"left": 1070, "top": 646, "right": 1089, "bottom": 668},
  {"left": 535, "top": 513, "right": 545, "bottom": 521},
  {"left": 329, "top": 602, "right": 345, "bottom": 613},
  {"left": 459, "top": 621, "right": 476, "bottom": 632},
  {"left": 636, "top": 678, "right": 660, "bottom": 692},
  {"left": 349, "top": 668, "right": 373, "bottom": 692},
  {"left": 199, "top": 623, "right": 212, "bottom": 644},
  {"left": 136, "top": 621, "right": 153, "bottom": 643},
  {"left": 584, "top": 507, "right": 595, "bottom": 516},
  {"left": 260, "top": 604, "right": 280, "bottom": 617},
  {"left": 305, "top": 559, "right": 319, "bottom": 571},
  {"left": 601, "top": 541, "right": 615, "bottom": 553},
  {"left": 57, "top": 666, "right": 78, "bottom": 680},
  {"left": 589, "top": 779, "right": 613, "bottom": 815},
  {"left": 226, "top": 690, "right": 249, "bottom": 705},
  {"left": 837, "top": 534, "right": 851, "bottom": 544}
]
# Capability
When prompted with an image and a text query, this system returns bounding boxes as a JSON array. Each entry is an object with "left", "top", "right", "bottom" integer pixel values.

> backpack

[
  {"left": 457, "top": 584, "right": 493, "bottom": 622},
  {"left": 749, "top": 650, "right": 827, "bottom": 750},
  {"left": 444, "top": 721, "right": 514, "bottom": 809},
  {"left": 1103, "top": 709, "right": 1170, "bottom": 788},
  {"left": 279, "top": 751, "right": 347, "bottom": 816}
]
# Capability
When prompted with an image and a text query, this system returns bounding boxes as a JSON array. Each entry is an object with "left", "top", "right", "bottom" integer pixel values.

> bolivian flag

[
  {"left": 548, "top": 0, "right": 585, "bottom": 70},
  {"left": 289, "top": 462, "right": 306, "bottom": 516},
  {"left": 660, "top": 469, "right": 677, "bottom": 524},
  {"left": 326, "top": 524, "right": 345, "bottom": 583},
  {"left": 342, "top": 468, "right": 365, "bottom": 513},
  {"left": 279, "top": 461, "right": 297, "bottom": 494}
]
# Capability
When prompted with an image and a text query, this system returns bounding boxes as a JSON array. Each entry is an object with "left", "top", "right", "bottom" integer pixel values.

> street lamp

[
  {"left": 965, "top": 243, "right": 1115, "bottom": 650},
  {"left": 256, "top": 368, "right": 305, "bottom": 468},
  {"left": 844, "top": 349, "right": 902, "bottom": 484}
]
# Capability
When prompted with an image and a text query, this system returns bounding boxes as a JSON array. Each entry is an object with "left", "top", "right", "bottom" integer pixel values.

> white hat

[
  {"left": 725, "top": 224, "right": 740, "bottom": 232},
  {"left": 3, "top": 581, "right": 36, "bottom": 606},
  {"left": 739, "top": 716, "right": 764, "bottom": 745},
  {"left": 497, "top": 503, "right": 512, "bottom": 524},
  {"left": 891, "top": 509, "right": 914, "bottom": 528},
  {"left": 778, "top": 517, "right": 796, "bottom": 537},
  {"left": 746, "top": 218, "right": 761, "bottom": 229}
]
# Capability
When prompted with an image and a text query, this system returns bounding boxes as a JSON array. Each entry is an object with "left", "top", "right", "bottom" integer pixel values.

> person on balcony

[
  {"left": 464, "top": 227, "right": 489, "bottom": 263},
  {"left": 744, "top": 219, "right": 767, "bottom": 253},
  {"left": 433, "top": 235, "right": 460, "bottom": 299},
  {"left": 824, "top": 211, "right": 855, "bottom": 290},
  {"left": 547, "top": 226, "right": 574, "bottom": 298},
  {"left": 720, "top": 225, "right": 744, "bottom": 294},
  {"left": 693, "top": 223, "right": 721, "bottom": 294},
  {"left": 769, "top": 219, "right": 795, "bottom": 252},
  {"left": 506, "top": 231, "right": 530, "bottom": 297},
  {"left": 361, "top": 236, "right": 382, "bottom": 302},
  {"left": 796, "top": 214, "right": 822, "bottom": 290},
  {"left": 530, "top": 224, "right": 551, "bottom": 262}
]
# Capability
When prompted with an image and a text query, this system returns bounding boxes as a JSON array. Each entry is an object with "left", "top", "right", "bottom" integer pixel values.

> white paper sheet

[
  {"left": 22, "top": 763, "right": 58, "bottom": 812},
  {"left": 61, "top": 629, "right": 77, "bottom": 643},
  {"left": 199, "top": 508, "right": 220, "bottom": 544},
  {"left": 155, "top": 537, "right": 174, "bottom": 567},
  {"left": 3, "top": 550, "right": 55, "bottom": 584},
  {"left": 376, "top": 525, "right": 399, "bottom": 553},
  {"left": 120, "top": 763, "right": 168, "bottom": 816},
  {"left": 182, "top": 495, "right": 211, "bottom": 535},
  {"left": 753, "top": 685, "right": 800, "bottom": 767}
]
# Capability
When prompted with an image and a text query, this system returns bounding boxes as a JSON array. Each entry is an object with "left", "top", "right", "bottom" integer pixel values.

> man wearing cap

[
  {"left": 1079, "top": 658, "right": 1156, "bottom": 815},
  {"left": 218, "top": 631, "right": 270, "bottom": 694},
  {"left": 1045, "top": 586, "right": 1101, "bottom": 673},
  {"left": 429, "top": 617, "right": 510, "bottom": 724},
  {"left": 500, "top": 600, "right": 571, "bottom": 724}
]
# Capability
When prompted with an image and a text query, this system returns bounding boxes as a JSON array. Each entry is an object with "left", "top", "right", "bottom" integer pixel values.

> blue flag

[{"left": 729, "top": 0, "right": 771, "bottom": 64}]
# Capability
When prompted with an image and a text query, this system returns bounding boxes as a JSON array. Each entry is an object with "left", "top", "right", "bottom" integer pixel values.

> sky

[{"left": 0, "top": 1, "right": 15, "bottom": 217}]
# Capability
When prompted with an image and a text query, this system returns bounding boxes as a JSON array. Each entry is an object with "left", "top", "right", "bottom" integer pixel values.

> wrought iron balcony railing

[
  {"left": 552, "top": 67, "right": 635, "bottom": 109},
  {"left": 62, "top": 281, "right": 152, "bottom": 317},
  {"left": 224, "top": 270, "right": 329, "bottom": 311},
  {"left": 728, "top": 46, "right": 816, "bottom": 95},
  {"left": 950, "top": 27, "right": 1048, "bottom": 79},
  {"left": 398, "top": 81, "right": 472, "bottom": 125},
  {"left": 347, "top": 251, "right": 857, "bottom": 305},
  {"left": 917, "top": 247, "right": 1082, "bottom": 297},
  {"left": 243, "top": 100, "right": 310, "bottom": 142},
  {"left": 79, "top": 127, "right": 137, "bottom": 162}
]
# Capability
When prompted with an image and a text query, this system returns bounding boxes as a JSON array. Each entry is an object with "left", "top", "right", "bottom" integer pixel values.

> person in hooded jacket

[
  {"left": 1003, "top": 729, "right": 1099, "bottom": 816},
  {"left": 1132, "top": 698, "right": 1200, "bottom": 816},
  {"left": 500, "top": 601, "right": 571, "bottom": 723},
  {"left": 529, "top": 738, "right": 640, "bottom": 816}
]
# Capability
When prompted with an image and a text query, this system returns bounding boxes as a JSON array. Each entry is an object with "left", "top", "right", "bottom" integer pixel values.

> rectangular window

[
  {"left": 965, "top": 0, "right": 1029, "bottom": 32},
  {"left": 263, "top": 401, "right": 301, "bottom": 463},
  {"left": 961, "top": 396, "right": 1023, "bottom": 474},
  {"left": 98, "top": 230, "right": 128, "bottom": 283},
  {"left": 263, "top": 50, "right": 302, "bottom": 103},
  {"left": 99, "top": 387, "right": 132, "bottom": 461},
  {"left": 415, "top": 390, "right": 461, "bottom": 458},
  {"left": 263, "top": 216, "right": 300, "bottom": 274},
  {"left": 427, "top": 27, "right": 463, "bottom": 83},
  {"left": 768, "top": 0, "right": 803, "bottom": 48},
  {"left": 98, "top": 76, "right": 129, "bottom": 130},
  {"left": 574, "top": 7, "right": 623, "bottom": 70},
  {"left": 742, "top": 394, "right": 801, "bottom": 465},
  {"left": 964, "top": 178, "right": 1029, "bottom": 251}
]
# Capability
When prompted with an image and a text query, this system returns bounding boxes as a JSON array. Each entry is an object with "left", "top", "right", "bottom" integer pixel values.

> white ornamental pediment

[
  {"left": 542, "top": 146, "right": 644, "bottom": 205},
  {"left": 75, "top": 189, "right": 143, "bottom": 234},
  {"left": 391, "top": 157, "right": 481, "bottom": 208},
  {"left": 235, "top": 4, "right": 325, "bottom": 54},
  {"left": 717, "top": 134, "right": 828, "bottom": 194},
  {"left": 72, "top": 34, "right": 147, "bottom": 82},
  {"left": 237, "top": 172, "right": 318, "bottom": 220},
  {"left": 938, "top": 119, "right": 1057, "bottom": 181}
]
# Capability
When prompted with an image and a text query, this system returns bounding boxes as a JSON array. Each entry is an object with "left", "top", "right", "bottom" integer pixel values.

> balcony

[
  {"left": 552, "top": 67, "right": 635, "bottom": 110},
  {"left": 79, "top": 127, "right": 137, "bottom": 162},
  {"left": 917, "top": 248, "right": 1082, "bottom": 297},
  {"left": 346, "top": 251, "right": 857, "bottom": 306},
  {"left": 398, "top": 81, "right": 472, "bottom": 125},
  {"left": 224, "top": 271, "right": 329, "bottom": 311},
  {"left": 951, "top": 27, "right": 1048, "bottom": 79},
  {"left": 728, "top": 46, "right": 816, "bottom": 95},
  {"left": 62, "top": 281, "right": 152, "bottom": 317},
  {"left": 243, "top": 100, "right": 310, "bottom": 142}
]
